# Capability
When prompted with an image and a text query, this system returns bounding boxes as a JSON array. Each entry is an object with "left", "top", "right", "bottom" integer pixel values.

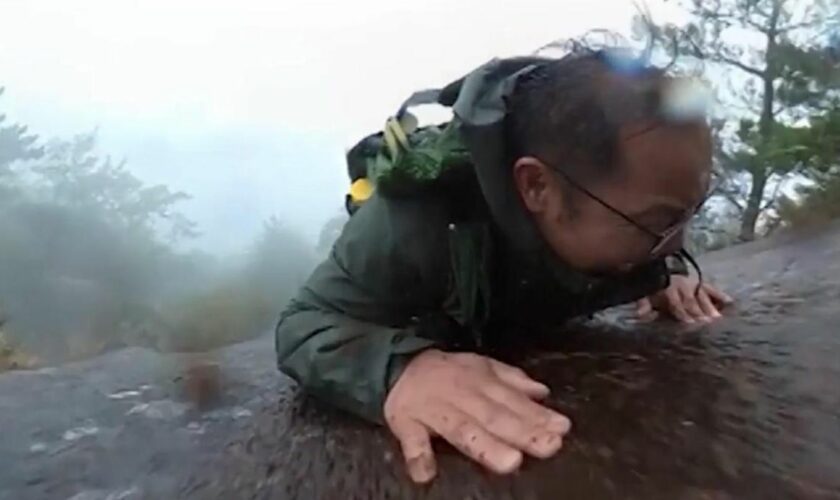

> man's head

[{"left": 506, "top": 51, "right": 712, "bottom": 275}]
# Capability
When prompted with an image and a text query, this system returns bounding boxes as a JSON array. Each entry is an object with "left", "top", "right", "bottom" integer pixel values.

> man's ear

[{"left": 513, "top": 156, "right": 562, "bottom": 214}]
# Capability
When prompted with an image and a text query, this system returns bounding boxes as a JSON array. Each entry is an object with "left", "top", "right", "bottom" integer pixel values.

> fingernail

[
  {"left": 547, "top": 414, "right": 572, "bottom": 434},
  {"left": 531, "top": 433, "right": 563, "bottom": 458},
  {"left": 496, "top": 450, "right": 523, "bottom": 474},
  {"left": 408, "top": 456, "right": 436, "bottom": 484},
  {"left": 533, "top": 382, "right": 550, "bottom": 393},
  {"left": 532, "top": 386, "right": 551, "bottom": 400}
]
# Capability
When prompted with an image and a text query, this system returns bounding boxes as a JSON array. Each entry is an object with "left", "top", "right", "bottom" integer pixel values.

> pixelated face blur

[{"left": 514, "top": 120, "right": 712, "bottom": 275}]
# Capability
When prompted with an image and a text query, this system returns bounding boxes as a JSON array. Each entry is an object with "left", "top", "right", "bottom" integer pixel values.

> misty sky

[{"left": 0, "top": 0, "right": 683, "bottom": 254}]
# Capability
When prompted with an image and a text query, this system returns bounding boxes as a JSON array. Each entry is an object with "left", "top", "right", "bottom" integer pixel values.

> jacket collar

[{"left": 450, "top": 57, "right": 603, "bottom": 295}]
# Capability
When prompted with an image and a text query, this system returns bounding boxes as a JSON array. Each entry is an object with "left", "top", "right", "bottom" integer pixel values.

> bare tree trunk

[
  {"left": 740, "top": 170, "right": 769, "bottom": 241},
  {"left": 740, "top": 0, "right": 782, "bottom": 241}
]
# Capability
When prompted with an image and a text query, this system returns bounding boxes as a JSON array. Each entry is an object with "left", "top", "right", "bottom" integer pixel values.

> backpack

[
  {"left": 343, "top": 85, "right": 473, "bottom": 215},
  {"left": 342, "top": 55, "right": 553, "bottom": 217}
]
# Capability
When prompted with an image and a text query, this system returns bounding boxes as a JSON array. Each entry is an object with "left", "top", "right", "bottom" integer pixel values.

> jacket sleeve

[{"left": 275, "top": 194, "right": 453, "bottom": 424}]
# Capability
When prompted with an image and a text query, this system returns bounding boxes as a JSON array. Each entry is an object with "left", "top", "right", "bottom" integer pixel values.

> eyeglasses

[
  {"left": 544, "top": 162, "right": 713, "bottom": 294},
  {"left": 547, "top": 165, "right": 709, "bottom": 255}
]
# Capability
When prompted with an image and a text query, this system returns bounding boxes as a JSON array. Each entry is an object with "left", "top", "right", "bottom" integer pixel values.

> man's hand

[
  {"left": 636, "top": 274, "right": 733, "bottom": 324},
  {"left": 383, "top": 349, "right": 571, "bottom": 484}
]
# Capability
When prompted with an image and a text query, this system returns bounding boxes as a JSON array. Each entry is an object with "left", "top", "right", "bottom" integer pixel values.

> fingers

[
  {"left": 385, "top": 351, "right": 574, "bottom": 482},
  {"left": 459, "top": 391, "right": 564, "bottom": 459},
  {"left": 665, "top": 287, "right": 695, "bottom": 324},
  {"left": 653, "top": 276, "right": 733, "bottom": 324},
  {"left": 678, "top": 286, "right": 711, "bottom": 323},
  {"left": 487, "top": 358, "right": 550, "bottom": 399},
  {"left": 696, "top": 289, "right": 722, "bottom": 319},
  {"left": 390, "top": 417, "right": 437, "bottom": 484},
  {"left": 703, "top": 283, "right": 734, "bottom": 306},
  {"left": 635, "top": 297, "right": 653, "bottom": 317},
  {"left": 424, "top": 405, "right": 523, "bottom": 475},
  {"left": 636, "top": 297, "right": 651, "bottom": 316},
  {"left": 481, "top": 381, "right": 572, "bottom": 435},
  {"left": 681, "top": 290, "right": 705, "bottom": 320}
]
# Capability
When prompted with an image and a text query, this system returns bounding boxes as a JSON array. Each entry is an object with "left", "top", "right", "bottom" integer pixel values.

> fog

[
  {"left": 0, "top": 0, "right": 685, "bottom": 363},
  {"left": 0, "top": 0, "right": 683, "bottom": 252}
]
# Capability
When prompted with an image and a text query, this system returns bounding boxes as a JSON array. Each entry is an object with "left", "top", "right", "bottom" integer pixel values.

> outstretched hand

[
  {"left": 636, "top": 274, "right": 733, "bottom": 324},
  {"left": 384, "top": 349, "right": 571, "bottom": 484}
]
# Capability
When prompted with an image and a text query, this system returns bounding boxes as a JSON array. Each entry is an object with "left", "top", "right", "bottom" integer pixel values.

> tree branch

[
  {"left": 683, "top": 33, "right": 766, "bottom": 78},
  {"left": 713, "top": 179, "right": 746, "bottom": 212},
  {"left": 742, "top": 16, "right": 816, "bottom": 36},
  {"left": 745, "top": 1, "right": 772, "bottom": 20},
  {"left": 721, "top": 191, "right": 746, "bottom": 212},
  {"left": 712, "top": 54, "right": 767, "bottom": 77},
  {"left": 695, "top": 8, "right": 740, "bottom": 24},
  {"left": 744, "top": 17, "right": 773, "bottom": 34},
  {"left": 775, "top": 17, "right": 825, "bottom": 34}
]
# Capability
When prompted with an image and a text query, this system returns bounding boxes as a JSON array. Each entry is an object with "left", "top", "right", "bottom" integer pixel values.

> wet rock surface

[{"left": 2, "top": 224, "right": 840, "bottom": 500}]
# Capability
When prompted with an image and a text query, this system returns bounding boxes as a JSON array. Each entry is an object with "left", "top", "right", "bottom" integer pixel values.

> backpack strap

[{"left": 396, "top": 88, "right": 443, "bottom": 119}]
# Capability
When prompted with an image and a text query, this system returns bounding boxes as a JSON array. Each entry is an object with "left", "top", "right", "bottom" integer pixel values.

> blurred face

[{"left": 513, "top": 120, "right": 712, "bottom": 275}]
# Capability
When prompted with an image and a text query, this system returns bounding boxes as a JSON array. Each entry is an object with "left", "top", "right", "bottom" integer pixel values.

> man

[{"left": 275, "top": 50, "right": 732, "bottom": 483}]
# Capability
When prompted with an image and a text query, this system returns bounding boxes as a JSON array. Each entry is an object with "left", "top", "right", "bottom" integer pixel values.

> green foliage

[
  {"left": 0, "top": 89, "right": 42, "bottom": 170},
  {"left": 32, "top": 132, "right": 197, "bottom": 243},
  {"left": 0, "top": 314, "right": 39, "bottom": 372},
  {"left": 775, "top": 41, "right": 840, "bottom": 109},
  {"left": 0, "top": 91, "right": 314, "bottom": 361},
  {"left": 727, "top": 119, "right": 816, "bottom": 175},
  {"left": 0, "top": 88, "right": 43, "bottom": 201},
  {"left": 778, "top": 170, "right": 840, "bottom": 226},
  {"left": 801, "top": 105, "right": 840, "bottom": 169},
  {"left": 642, "top": 0, "right": 839, "bottom": 241},
  {"left": 158, "top": 219, "right": 314, "bottom": 352},
  {"left": 772, "top": 106, "right": 840, "bottom": 228}
]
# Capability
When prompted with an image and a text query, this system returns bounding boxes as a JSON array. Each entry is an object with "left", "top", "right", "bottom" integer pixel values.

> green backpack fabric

[
  {"left": 343, "top": 57, "right": 549, "bottom": 215},
  {"left": 343, "top": 84, "right": 478, "bottom": 210}
]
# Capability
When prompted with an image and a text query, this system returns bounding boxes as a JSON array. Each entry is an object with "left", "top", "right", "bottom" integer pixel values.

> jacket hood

[
  {"left": 448, "top": 57, "right": 546, "bottom": 255},
  {"left": 441, "top": 56, "right": 669, "bottom": 295}
]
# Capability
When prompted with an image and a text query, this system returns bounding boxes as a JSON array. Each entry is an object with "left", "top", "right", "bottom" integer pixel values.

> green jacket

[
  {"left": 275, "top": 56, "right": 686, "bottom": 423},
  {"left": 275, "top": 189, "right": 678, "bottom": 423}
]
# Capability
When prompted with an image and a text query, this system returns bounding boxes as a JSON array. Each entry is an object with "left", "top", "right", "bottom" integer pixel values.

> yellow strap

[
  {"left": 383, "top": 117, "right": 410, "bottom": 160},
  {"left": 387, "top": 117, "right": 410, "bottom": 147}
]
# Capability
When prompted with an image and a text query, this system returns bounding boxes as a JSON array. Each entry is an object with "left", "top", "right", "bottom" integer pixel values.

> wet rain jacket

[{"left": 275, "top": 56, "right": 687, "bottom": 423}]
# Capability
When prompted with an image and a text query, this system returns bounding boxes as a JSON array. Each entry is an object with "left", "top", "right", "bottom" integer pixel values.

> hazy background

[
  {"left": 1, "top": 0, "right": 836, "bottom": 367},
  {"left": 0, "top": 0, "right": 682, "bottom": 253}
]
